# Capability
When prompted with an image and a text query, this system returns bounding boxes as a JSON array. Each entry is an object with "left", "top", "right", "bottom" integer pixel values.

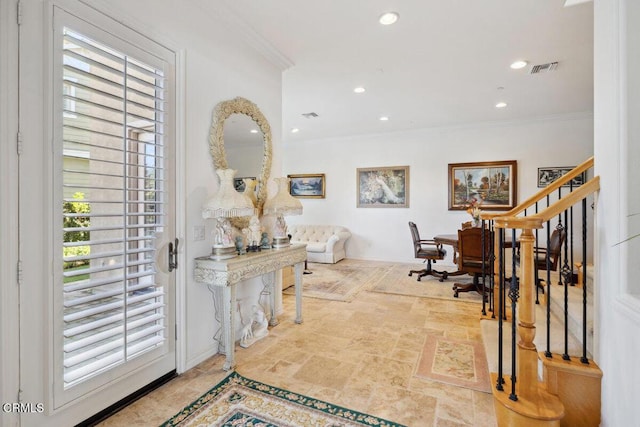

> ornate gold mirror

[{"left": 209, "top": 97, "right": 272, "bottom": 228}]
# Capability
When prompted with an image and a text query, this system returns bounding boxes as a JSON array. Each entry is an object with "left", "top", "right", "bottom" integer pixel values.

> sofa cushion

[{"left": 305, "top": 242, "right": 327, "bottom": 253}]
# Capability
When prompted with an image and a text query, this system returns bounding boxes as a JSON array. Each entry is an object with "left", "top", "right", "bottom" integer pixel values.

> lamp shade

[
  {"left": 202, "top": 169, "right": 256, "bottom": 219},
  {"left": 263, "top": 177, "right": 303, "bottom": 216}
]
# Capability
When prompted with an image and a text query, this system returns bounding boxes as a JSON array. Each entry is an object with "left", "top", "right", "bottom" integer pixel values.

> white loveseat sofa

[{"left": 288, "top": 225, "right": 352, "bottom": 264}]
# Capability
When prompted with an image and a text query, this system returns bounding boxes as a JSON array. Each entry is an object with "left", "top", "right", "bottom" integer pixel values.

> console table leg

[
  {"left": 221, "top": 285, "right": 236, "bottom": 371},
  {"left": 294, "top": 261, "right": 304, "bottom": 324},
  {"left": 267, "top": 271, "right": 279, "bottom": 327}
]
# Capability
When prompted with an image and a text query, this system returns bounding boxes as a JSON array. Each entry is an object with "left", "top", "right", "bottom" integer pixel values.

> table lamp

[
  {"left": 263, "top": 177, "right": 302, "bottom": 248},
  {"left": 202, "top": 169, "right": 256, "bottom": 259}
]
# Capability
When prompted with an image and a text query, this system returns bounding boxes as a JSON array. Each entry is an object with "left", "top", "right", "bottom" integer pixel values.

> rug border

[
  {"left": 414, "top": 334, "right": 492, "bottom": 394},
  {"left": 161, "top": 371, "right": 407, "bottom": 427}
]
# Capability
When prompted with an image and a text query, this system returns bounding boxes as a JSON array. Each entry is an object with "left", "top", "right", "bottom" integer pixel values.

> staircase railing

[{"left": 480, "top": 157, "right": 600, "bottom": 426}]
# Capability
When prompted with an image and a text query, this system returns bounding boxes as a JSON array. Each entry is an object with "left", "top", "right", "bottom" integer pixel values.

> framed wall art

[
  {"left": 448, "top": 160, "right": 517, "bottom": 210},
  {"left": 288, "top": 173, "right": 326, "bottom": 198},
  {"left": 357, "top": 166, "right": 409, "bottom": 208},
  {"left": 537, "top": 167, "right": 585, "bottom": 188}
]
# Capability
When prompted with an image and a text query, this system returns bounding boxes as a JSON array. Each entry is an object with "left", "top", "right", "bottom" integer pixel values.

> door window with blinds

[{"left": 60, "top": 26, "right": 171, "bottom": 390}]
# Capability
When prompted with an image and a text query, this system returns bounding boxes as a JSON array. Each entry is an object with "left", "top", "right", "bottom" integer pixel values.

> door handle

[{"left": 168, "top": 238, "right": 179, "bottom": 272}]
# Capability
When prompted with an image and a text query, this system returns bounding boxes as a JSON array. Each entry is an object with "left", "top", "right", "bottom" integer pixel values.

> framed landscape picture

[
  {"left": 448, "top": 160, "right": 517, "bottom": 210},
  {"left": 288, "top": 173, "right": 326, "bottom": 198},
  {"left": 357, "top": 166, "right": 409, "bottom": 208},
  {"left": 537, "top": 167, "right": 585, "bottom": 188}
]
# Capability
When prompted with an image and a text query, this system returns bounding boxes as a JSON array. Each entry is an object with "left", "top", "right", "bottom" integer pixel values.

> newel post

[{"left": 516, "top": 227, "right": 538, "bottom": 399}]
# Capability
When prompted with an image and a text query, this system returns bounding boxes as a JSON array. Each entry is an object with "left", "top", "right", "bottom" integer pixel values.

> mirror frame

[{"left": 209, "top": 97, "right": 272, "bottom": 228}]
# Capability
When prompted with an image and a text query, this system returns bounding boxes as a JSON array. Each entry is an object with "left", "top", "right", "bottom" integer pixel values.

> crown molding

[{"left": 193, "top": 0, "right": 294, "bottom": 71}]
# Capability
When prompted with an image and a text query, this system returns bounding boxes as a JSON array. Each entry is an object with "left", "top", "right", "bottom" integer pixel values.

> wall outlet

[{"left": 193, "top": 225, "right": 205, "bottom": 241}]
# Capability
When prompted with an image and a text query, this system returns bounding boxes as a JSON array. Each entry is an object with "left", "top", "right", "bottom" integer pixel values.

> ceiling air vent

[
  {"left": 530, "top": 62, "right": 559, "bottom": 74},
  {"left": 301, "top": 112, "right": 319, "bottom": 119}
]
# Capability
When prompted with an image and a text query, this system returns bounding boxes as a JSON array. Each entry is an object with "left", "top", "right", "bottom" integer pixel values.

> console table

[{"left": 194, "top": 244, "right": 307, "bottom": 370}]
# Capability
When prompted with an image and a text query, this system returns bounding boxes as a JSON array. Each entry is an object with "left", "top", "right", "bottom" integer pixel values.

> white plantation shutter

[{"left": 61, "top": 27, "right": 168, "bottom": 388}]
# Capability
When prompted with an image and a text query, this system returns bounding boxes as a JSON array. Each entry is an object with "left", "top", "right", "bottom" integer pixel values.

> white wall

[
  {"left": 284, "top": 114, "right": 593, "bottom": 267},
  {"left": 594, "top": 0, "right": 640, "bottom": 425}
]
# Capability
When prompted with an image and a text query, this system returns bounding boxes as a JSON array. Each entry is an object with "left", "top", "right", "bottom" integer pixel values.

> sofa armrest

[{"left": 325, "top": 231, "right": 352, "bottom": 252}]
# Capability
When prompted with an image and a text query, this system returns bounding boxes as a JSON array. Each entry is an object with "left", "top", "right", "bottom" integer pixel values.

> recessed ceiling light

[
  {"left": 495, "top": 102, "right": 507, "bottom": 108},
  {"left": 250, "top": 129, "right": 258, "bottom": 134},
  {"left": 291, "top": 128, "right": 299, "bottom": 133},
  {"left": 510, "top": 60, "right": 528, "bottom": 70},
  {"left": 379, "top": 116, "right": 389, "bottom": 121},
  {"left": 354, "top": 86, "right": 366, "bottom": 93},
  {"left": 379, "top": 12, "right": 399, "bottom": 25}
]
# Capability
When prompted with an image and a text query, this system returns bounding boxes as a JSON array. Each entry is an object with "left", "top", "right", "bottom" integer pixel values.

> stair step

[
  {"left": 545, "top": 280, "right": 594, "bottom": 356},
  {"left": 481, "top": 303, "right": 584, "bottom": 375}
]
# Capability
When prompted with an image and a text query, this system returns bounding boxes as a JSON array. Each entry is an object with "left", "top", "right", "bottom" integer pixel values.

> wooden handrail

[
  {"left": 494, "top": 176, "right": 600, "bottom": 230},
  {"left": 482, "top": 156, "right": 594, "bottom": 221}
]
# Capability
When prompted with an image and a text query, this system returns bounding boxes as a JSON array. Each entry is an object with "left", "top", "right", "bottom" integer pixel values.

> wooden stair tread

[{"left": 491, "top": 374, "right": 564, "bottom": 421}]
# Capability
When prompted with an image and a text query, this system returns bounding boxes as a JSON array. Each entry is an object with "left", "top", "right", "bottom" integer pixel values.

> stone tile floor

[{"left": 98, "top": 266, "right": 497, "bottom": 427}]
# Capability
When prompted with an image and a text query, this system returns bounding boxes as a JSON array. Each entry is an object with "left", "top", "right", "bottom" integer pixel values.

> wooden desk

[
  {"left": 194, "top": 244, "right": 307, "bottom": 370},
  {"left": 434, "top": 234, "right": 459, "bottom": 262},
  {"left": 433, "top": 234, "right": 468, "bottom": 276},
  {"left": 435, "top": 232, "right": 519, "bottom": 262}
]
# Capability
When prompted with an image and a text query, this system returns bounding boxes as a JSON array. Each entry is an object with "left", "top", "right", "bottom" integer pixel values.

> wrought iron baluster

[
  {"left": 545, "top": 219, "right": 552, "bottom": 358},
  {"left": 481, "top": 219, "right": 487, "bottom": 316},
  {"left": 509, "top": 228, "right": 519, "bottom": 402},
  {"left": 562, "top": 208, "right": 571, "bottom": 361},
  {"left": 581, "top": 197, "right": 590, "bottom": 365},
  {"left": 496, "top": 228, "right": 505, "bottom": 391}
]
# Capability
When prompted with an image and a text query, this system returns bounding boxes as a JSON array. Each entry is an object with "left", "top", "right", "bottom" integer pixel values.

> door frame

[{"left": 0, "top": 0, "right": 21, "bottom": 425}]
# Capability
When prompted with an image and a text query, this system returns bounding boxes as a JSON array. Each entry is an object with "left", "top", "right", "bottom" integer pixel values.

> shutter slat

[
  {"left": 64, "top": 312, "right": 123, "bottom": 338},
  {"left": 64, "top": 276, "right": 124, "bottom": 293},
  {"left": 64, "top": 352, "right": 124, "bottom": 384},
  {"left": 64, "top": 300, "right": 123, "bottom": 323},
  {"left": 64, "top": 324, "right": 125, "bottom": 353}
]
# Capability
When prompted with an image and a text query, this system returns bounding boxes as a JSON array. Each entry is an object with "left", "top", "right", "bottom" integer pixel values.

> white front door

[{"left": 18, "top": 2, "right": 177, "bottom": 425}]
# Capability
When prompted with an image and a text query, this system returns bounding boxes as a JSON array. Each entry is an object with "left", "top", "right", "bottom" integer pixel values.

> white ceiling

[{"left": 215, "top": 0, "right": 593, "bottom": 142}]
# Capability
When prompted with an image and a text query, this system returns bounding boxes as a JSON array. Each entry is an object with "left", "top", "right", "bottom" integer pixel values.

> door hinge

[
  {"left": 175, "top": 324, "right": 177, "bottom": 340},
  {"left": 17, "top": 389, "right": 23, "bottom": 403},
  {"left": 16, "top": 131, "right": 23, "bottom": 155},
  {"left": 17, "top": 1, "right": 23, "bottom": 26},
  {"left": 17, "top": 260, "right": 23, "bottom": 285}
]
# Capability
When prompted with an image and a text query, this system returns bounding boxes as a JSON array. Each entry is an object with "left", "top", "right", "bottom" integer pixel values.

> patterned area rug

[
  {"left": 368, "top": 263, "right": 484, "bottom": 303},
  {"left": 415, "top": 335, "right": 491, "bottom": 393},
  {"left": 283, "top": 260, "right": 390, "bottom": 302},
  {"left": 161, "top": 371, "right": 405, "bottom": 426}
]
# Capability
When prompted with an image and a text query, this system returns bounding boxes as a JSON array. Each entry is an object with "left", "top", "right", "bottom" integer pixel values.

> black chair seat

[{"left": 417, "top": 247, "right": 446, "bottom": 258}]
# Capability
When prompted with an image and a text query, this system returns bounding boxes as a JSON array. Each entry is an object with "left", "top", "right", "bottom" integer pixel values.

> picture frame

[
  {"left": 357, "top": 166, "right": 409, "bottom": 208},
  {"left": 234, "top": 177, "right": 256, "bottom": 192},
  {"left": 288, "top": 173, "right": 326, "bottom": 198},
  {"left": 448, "top": 160, "right": 517, "bottom": 210},
  {"left": 537, "top": 167, "right": 585, "bottom": 188}
]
